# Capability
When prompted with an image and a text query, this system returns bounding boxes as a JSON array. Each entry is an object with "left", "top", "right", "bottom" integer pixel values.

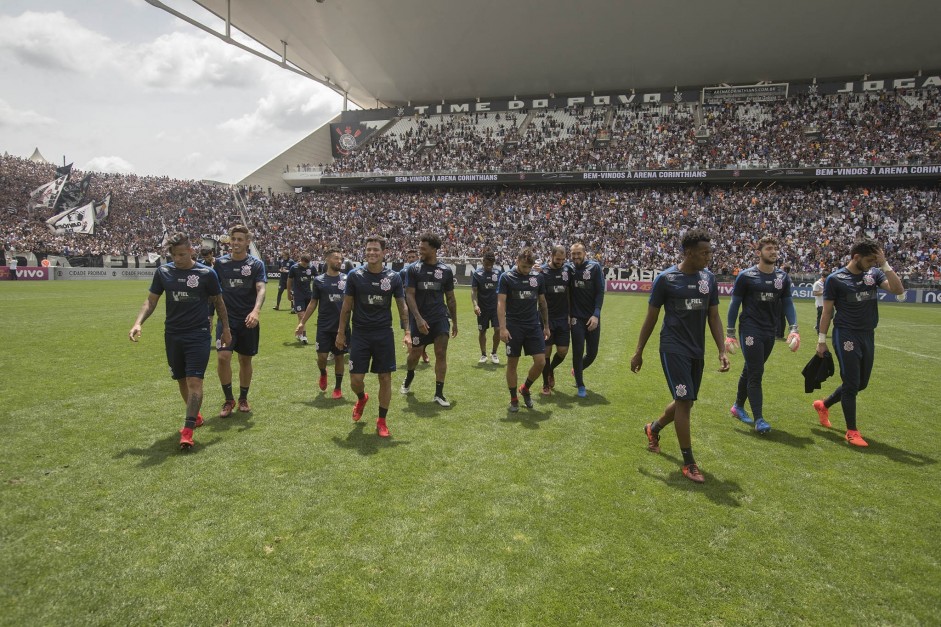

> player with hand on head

[
  {"left": 497, "top": 247, "right": 551, "bottom": 412},
  {"left": 631, "top": 229, "right": 730, "bottom": 484},
  {"left": 813, "top": 238, "right": 904, "bottom": 446},
  {"left": 726, "top": 236, "right": 799, "bottom": 434},
  {"left": 296, "top": 244, "right": 349, "bottom": 399},
  {"left": 129, "top": 233, "right": 231, "bottom": 449}
]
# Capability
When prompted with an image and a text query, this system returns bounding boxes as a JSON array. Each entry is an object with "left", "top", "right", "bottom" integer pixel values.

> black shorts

[
  {"left": 660, "top": 351, "right": 704, "bottom": 401},
  {"left": 315, "top": 326, "right": 350, "bottom": 355},
  {"left": 349, "top": 328, "right": 397, "bottom": 374},
  {"left": 165, "top": 329, "right": 212, "bottom": 380},
  {"left": 505, "top": 323, "right": 546, "bottom": 358},
  {"left": 409, "top": 318, "right": 450, "bottom": 347},
  {"left": 293, "top": 297, "right": 311, "bottom": 314},
  {"left": 216, "top": 318, "right": 260, "bottom": 356},
  {"left": 546, "top": 318, "right": 570, "bottom": 347},
  {"left": 477, "top": 309, "right": 499, "bottom": 331}
]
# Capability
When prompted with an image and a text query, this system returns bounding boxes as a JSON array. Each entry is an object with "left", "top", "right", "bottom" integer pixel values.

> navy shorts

[
  {"left": 546, "top": 318, "right": 571, "bottom": 347},
  {"left": 505, "top": 323, "right": 546, "bottom": 358},
  {"left": 410, "top": 318, "right": 450, "bottom": 347},
  {"left": 349, "top": 328, "right": 397, "bottom": 374},
  {"left": 293, "top": 297, "right": 311, "bottom": 314},
  {"left": 477, "top": 309, "right": 499, "bottom": 331},
  {"left": 660, "top": 351, "right": 704, "bottom": 401},
  {"left": 216, "top": 318, "right": 260, "bottom": 356},
  {"left": 165, "top": 330, "right": 211, "bottom": 380},
  {"left": 315, "top": 326, "right": 350, "bottom": 355}
]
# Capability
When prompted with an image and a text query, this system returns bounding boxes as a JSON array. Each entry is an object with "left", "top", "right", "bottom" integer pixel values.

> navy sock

[
  {"left": 319, "top": 368, "right": 327, "bottom": 376},
  {"left": 509, "top": 387, "right": 517, "bottom": 401},
  {"left": 239, "top": 386, "right": 249, "bottom": 400},
  {"left": 222, "top": 383, "right": 234, "bottom": 401},
  {"left": 356, "top": 391, "right": 365, "bottom": 401},
  {"left": 334, "top": 374, "right": 343, "bottom": 390},
  {"left": 651, "top": 421, "right": 664, "bottom": 434},
  {"left": 404, "top": 369, "right": 415, "bottom": 387},
  {"left": 378, "top": 406, "right": 388, "bottom": 419},
  {"left": 184, "top": 416, "right": 196, "bottom": 429},
  {"left": 550, "top": 353, "right": 566, "bottom": 370},
  {"left": 681, "top": 447, "right": 695, "bottom": 466},
  {"left": 435, "top": 381, "right": 444, "bottom": 397}
]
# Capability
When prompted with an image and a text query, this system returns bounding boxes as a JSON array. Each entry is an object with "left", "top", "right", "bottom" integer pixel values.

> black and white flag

[{"left": 45, "top": 201, "right": 96, "bottom": 235}]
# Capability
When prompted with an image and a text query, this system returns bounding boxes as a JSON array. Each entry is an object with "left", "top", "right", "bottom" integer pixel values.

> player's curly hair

[
  {"left": 166, "top": 232, "right": 190, "bottom": 251},
  {"left": 421, "top": 232, "right": 442, "bottom": 250},
  {"left": 756, "top": 235, "right": 778, "bottom": 249},
  {"left": 681, "top": 228, "right": 711, "bottom": 250},
  {"left": 850, "top": 238, "right": 881, "bottom": 258}
]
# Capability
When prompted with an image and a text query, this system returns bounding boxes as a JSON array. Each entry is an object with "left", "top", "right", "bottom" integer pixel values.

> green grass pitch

[{"left": 1, "top": 280, "right": 939, "bottom": 624}]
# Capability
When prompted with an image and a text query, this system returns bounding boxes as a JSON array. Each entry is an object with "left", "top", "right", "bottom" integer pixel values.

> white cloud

[
  {"left": 201, "top": 160, "right": 230, "bottom": 181},
  {"left": 0, "top": 10, "right": 263, "bottom": 91},
  {"left": 0, "top": 98, "right": 55, "bottom": 127},
  {"left": 84, "top": 155, "right": 136, "bottom": 174},
  {"left": 0, "top": 11, "right": 114, "bottom": 73},
  {"left": 218, "top": 68, "right": 341, "bottom": 138}
]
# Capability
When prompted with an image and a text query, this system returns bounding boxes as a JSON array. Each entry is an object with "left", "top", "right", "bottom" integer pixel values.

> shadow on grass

[
  {"left": 402, "top": 394, "right": 456, "bottom": 417},
  {"left": 500, "top": 406, "right": 552, "bottom": 429},
  {"left": 299, "top": 393, "right": 348, "bottom": 409},
  {"left": 331, "top": 422, "right": 410, "bottom": 456},
  {"left": 114, "top": 432, "right": 221, "bottom": 468},
  {"left": 206, "top": 412, "right": 254, "bottom": 434},
  {"left": 734, "top": 424, "right": 815, "bottom": 449},
  {"left": 639, "top": 453, "right": 744, "bottom": 507},
  {"left": 811, "top": 427, "right": 937, "bottom": 466},
  {"left": 574, "top": 391, "right": 611, "bottom": 407},
  {"left": 281, "top": 340, "right": 307, "bottom": 349}
]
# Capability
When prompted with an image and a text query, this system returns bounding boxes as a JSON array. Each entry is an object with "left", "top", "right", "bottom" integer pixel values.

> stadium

[{"left": 2, "top": 1, "right": 941, "bottom": 624}]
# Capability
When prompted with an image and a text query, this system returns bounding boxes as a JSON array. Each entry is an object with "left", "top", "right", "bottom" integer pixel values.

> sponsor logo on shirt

[{"left": 682, "top": 298, "right": 706, "bottom": 310}]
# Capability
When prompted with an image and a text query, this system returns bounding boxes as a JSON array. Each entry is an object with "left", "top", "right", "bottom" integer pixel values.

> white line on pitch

[{"left": 875, "top": 343, "right": 941, "bottom": 361}]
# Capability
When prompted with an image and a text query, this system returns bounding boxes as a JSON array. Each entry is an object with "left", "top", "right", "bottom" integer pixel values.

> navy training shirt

[
  {"left": 541, "top": 263, "right": 571, "bottom": 321},
  {"left": 406, "top": 261, "right": 454, "bottom": 324},
  {"left": 569, "top": 260, "right": 605, "bottom": 319},
  {"left": 149, "top": 262, "right": 221, "bottom": 334},
  {"left": 498, "top": 267, "right": 545, "bottom": 327},
  {"left": 288, "top": 262, "right": 314, "bottom": 300},
  {"left": 823, "top": 267, "right": 887, "bottom": 331},
  {"left": 649, "top": 265, "right": 720, "bottom": 359},
  {"left": 472, "top": 266, "right": 502, "bottom": 313},
  {"left": 311, "top": 272, "right": 347, "bottom": 332},
  {"left": 345, "top": 266, "right": 405, "bottom": 331},
  {"left": 732, "top": 266, "right": 793, "bottom": 336},
  {"left": 214, "top": 254, "right": 267, "bottom": 319}
]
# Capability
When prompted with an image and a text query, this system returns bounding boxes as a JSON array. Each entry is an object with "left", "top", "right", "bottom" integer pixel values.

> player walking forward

[
  {"left": 540, "top": 244, "right": 571, "bottom": 395},
  {"left": 726, "top": 236, "right": 800, "bottom": 433},
  {"left": 213, "top": 225, "right": 267, "bottom": 417},
  {"left": 471, "top": 250, "right": 503, "bottom": 364},
  {"left": 631, "top": 229, "right": 730, "bottom": 483},
  {"left": 813, "top": 238, "right": 904, "bottom": 446},
  {"left": 497, "top": 248, "right": 551, "bottom": 412},
  {"left": 336, "top": 236, "right": 410, "bottom": 437},
  {"left": 568, "top": 242, "right": 605, "bottom": 398},
  {"left": 287, "top": 253, "right": 314, "bottom": 343},
  {"left": 129, "top": 233, "right": 231, "bottom": 449}
]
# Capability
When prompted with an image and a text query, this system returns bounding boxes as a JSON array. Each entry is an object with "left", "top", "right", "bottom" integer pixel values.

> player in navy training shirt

[
  {"left": 631, "top": 229, "right": 730, "bottom": 484},
  {"left": 498, "top": 247, "right": 550, "bottom": 412},
  {"left": 273, "top": 250, "right": 294, "bottom": 310},
  {"left": 401, "top": 233, "right": 458, "bottom": 407},
  {"left": 335, "top": 235, "right": 410, "bottom": 438},
  {"left": 129, "top": 233, "right": 231, "bottom": 449},
  {"left": 814, "top": 238, "right": 904, "bottom": 447},
  {"left": 471, "top": 249, "right": 503, "bottom": 364},
  {"left": 399, "top": 249, "right": 428, "bottom": 363},
  {"left": 212, "top": 224, "right": 267, "bottom": 417},
  {"left": 568, "top": 242, "right": 605, "bottom": 398},
  {"left": 540, "top": 244, "right": 571, "bottom": 395},
  {"left": 287, "top": 253, "right": 315, "bottom": 344},
  {"left": 297, "top": 244, "right": 349, "bottom": 399},
  {"left": 725, "top": 236, "right": 800, "bottom": 434}
]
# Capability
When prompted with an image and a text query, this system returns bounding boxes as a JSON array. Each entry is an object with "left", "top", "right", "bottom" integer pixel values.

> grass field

[{"left": 1, "top": 280, "right": 940, "bottom": 625}]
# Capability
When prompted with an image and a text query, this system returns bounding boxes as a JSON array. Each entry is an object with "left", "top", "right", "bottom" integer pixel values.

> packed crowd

[
  {"left": 322, "top": 91, "right": 941, "bottom": 175},
  {"left": 4, "top": 156, "right": 940, "bottom": 284}
]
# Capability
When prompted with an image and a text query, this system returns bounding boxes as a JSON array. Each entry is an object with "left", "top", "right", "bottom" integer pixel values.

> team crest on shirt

[
  {"left": 380, "top": 277, "right": 391, "bottom": 291},
  {"left": 186, "top": 274, "right": 199, "bottom": 288},
  {"left": 240, "top": 265, "right": 251, "bottom": 277},
  {"left": 675, "top": 384, "right": 688, "bottom": 398},
  {"left": 492, "top": 273, "right": 498, "bottom": 282},
  {"left": 529, "top": 277, "right": 538, "bottom": 287},
  {"left": 698, "top": 279, "right": 710, "bottom": 294},
  {"left": 745, "top": 336, "right": 754, "bottom": 346},
  {"left": 863, "top": 274, "right": 874, "bottom": 286},
  {"left": 843, "top": 341, "right": 855, "bottom": 352},
  {"left": 773, "top": 277, "right": 783, "bottom": 289},
  {"left": 434, "top": 268, "right": 443, "bottom": 280},
  {"left": 562, "top": 270, "right": 569, "bottom": 282},
  {"left": 338, "top": 279, "right": 346, "bottom": 290},
  {"left": 583, "top": 269, "right": 590, "bottom": 280}
]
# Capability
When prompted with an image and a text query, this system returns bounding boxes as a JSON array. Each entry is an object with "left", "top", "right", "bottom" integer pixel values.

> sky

[{"left": 0, "top": 0, "right": 344, "bottom": 183}]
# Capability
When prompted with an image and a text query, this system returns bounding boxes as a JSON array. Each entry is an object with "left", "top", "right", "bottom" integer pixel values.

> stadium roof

[{"left": 151, "top": 0, "right": 941, "bottom": 108}]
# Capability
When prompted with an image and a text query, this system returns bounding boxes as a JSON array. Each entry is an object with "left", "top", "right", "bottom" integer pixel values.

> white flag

[
  {"left": 45, "top": 201, "right": 96, "bottom": 235},
  {"left": 30, "top": 175, "right": 68, "bottom": 210}
]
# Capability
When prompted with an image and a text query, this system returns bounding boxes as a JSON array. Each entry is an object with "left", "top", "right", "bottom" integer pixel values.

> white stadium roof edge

[{"left": 148, "top": 0, "right": 941, "bottom": 190}]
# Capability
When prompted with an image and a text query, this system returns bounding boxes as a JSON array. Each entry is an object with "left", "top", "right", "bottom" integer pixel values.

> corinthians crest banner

[{"left": 329, "top": 122, "right": 378, "bottom": 158}]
